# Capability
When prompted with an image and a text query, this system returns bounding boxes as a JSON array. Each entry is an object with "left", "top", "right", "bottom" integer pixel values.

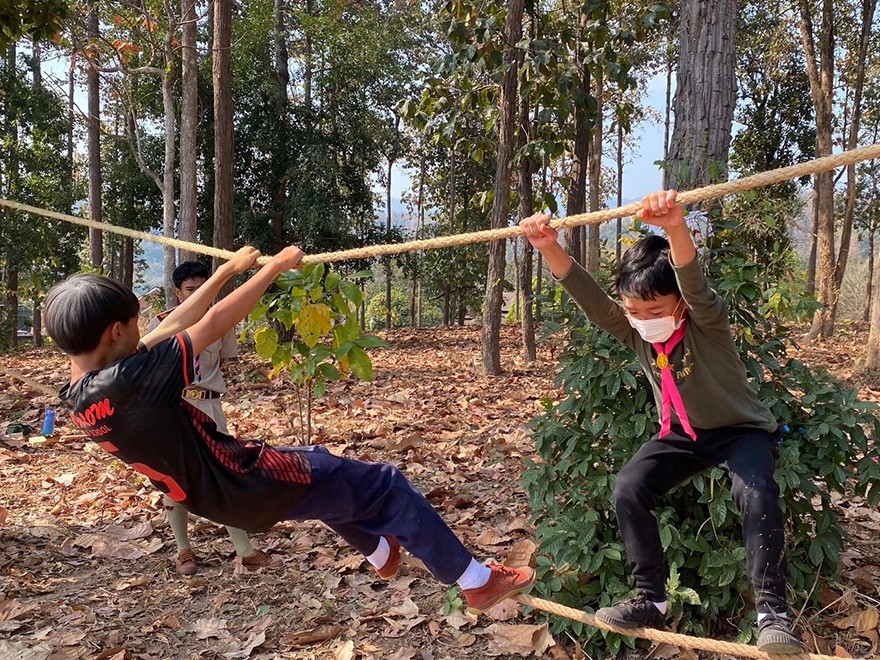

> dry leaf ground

[{"left": 1, "top": 323, "right": 878, "bottom": 659}]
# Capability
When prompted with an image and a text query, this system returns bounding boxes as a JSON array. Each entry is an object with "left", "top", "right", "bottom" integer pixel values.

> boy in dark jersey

[
  {"left": 44, "top": 245, "right": 534, "bottom": 615},
  {"left": 520, "top": 190, "right": 801, "bottom": 653}
]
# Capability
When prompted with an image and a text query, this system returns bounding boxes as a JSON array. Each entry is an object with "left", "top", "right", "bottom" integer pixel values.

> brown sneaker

[
  {"left": 240, "top": 549, "right": 283, "bottom": 569},
  {"left": 176, "top": 549, "right": 198, "bottom": 576},
  {"left": 374, "top": 536, "right": 401, "bottom": 580},
  {"left": 463, "top": 564, "right": 536, "bottom": 614}
]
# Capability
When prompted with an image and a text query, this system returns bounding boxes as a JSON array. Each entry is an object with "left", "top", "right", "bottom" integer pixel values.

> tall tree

[
  {"left": 828, "top": 0, "right": 877, "bottom": 330},
  {"left": 213, "top": 0, "right": 234, "bottom": 282},
  {"left": 798, "top": 0, "right": 836, "bottom": 340},
  {"left": 178, "top": 0, "right": 199, "bottom": 263},
  {"left": 481, "top": 0, "right": 524, "bottom": 375},
  {"left": 666, "top": 0, "right": 737, "bottom": 190},
  {"left": 86, "top": 0, "right": 103, "bottom": 269}
]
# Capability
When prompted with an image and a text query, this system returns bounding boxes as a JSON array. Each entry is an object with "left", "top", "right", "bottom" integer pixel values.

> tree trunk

[
  {"left": 667, "top": 0, "right": 737, "bottom": 190},
  {"left": 444, "top": 145, "right": 457, "bottom": 326},
  {"left": 385, "top": 153, "right": 393, "bottom": 330},
  {"left": 87, "top": 0, "right": 103, "bottom": 269},
  {"left": 123, "top": 238, "right": 134, "bottom": 289},
  {"left": 662, "top": 42, "right": 673, "bottom": 189},
  {"left": 162, "top": 42, "right": 177, "bottom": 304},
  {"left": 31, "top": 39, "right": 41, "bottom": 87},
  {"left": 481, "top": 0, "right": 523, "bottom": 376},
  {"left": 566, "top": 64, "right": 588, "bottom": 263},
  {"left": 616, "top": 119, "right": 624, "bottom": 261},
  {"left": 304, "top": 0, "right": 313, "bottom": 109},
  {"left": 829, "top": 0, "right": 877, "bottom": 328},
  {"left": 67, "top": 52, "right": 75, "bottom": 210},
  {"left": 518, "top": 79, "right": 536, "bottom": 362},
  {"left": 806, "top": 191, "right": 818, "bottom": 295},
  {"left": 411, "top": 152, "right": 426, "bottom": 327},
  {"left": 272, "top": 0, "right": 290, "bottom": 252},
  {"left": 6, "top": 266, "right": 17, "bottom": 348},
  {"left": 864, "top": 229, "right": 875, "bottom": 323},
  {"left": 33, "top": 299, "right": 42, "bottom": 347},
  {"left": 799, "top": 0, "right": 836, "bottom": 340},
  {"left": 179, "top": 0, "right": 199, "bottom": 264},
  {"left": 866, "top": 221, "right": 880, "bottom": 367},
  {"left": 587, "top": 59, "right": 603, "bottom": 273},
  {"left": 213, "top": 0, "right": 235, "bottom": 286}
]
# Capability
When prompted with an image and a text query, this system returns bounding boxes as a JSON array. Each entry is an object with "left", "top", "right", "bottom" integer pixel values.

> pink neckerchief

[{"left": 651, "top": 319, "right": 697, "bottom": 441}]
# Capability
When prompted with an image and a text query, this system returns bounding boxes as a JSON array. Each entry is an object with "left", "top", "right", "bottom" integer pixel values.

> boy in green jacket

[{"left": 520, "top": 190, "right": 801, "bottom": 653}]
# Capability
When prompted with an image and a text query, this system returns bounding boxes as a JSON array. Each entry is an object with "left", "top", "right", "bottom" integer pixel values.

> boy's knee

[
  {"left": 731, "top": 474, "right": 779, "bottom": 507},
  {"left": 613, "top": 467, "right": 644, "bottom": 505}
]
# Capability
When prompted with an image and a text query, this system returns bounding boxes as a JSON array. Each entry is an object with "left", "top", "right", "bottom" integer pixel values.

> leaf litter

[{"left": 0, "top": 324, "right": 878, "bottom": 658}]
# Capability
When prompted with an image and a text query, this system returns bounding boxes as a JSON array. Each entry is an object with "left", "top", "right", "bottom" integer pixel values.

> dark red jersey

[{"left": 60, "top": 332, "right": 310, "bottom": 531}]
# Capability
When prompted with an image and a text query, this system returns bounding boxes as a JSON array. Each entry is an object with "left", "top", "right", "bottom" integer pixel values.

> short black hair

[
  {"left": 44, "top": 274, "right": 140, "bottom": 355},
  {"left": 173, "top": 261, "right": 210, "bottom": 289},
  {"left": 615, "top": 235, "right": 681, "bottom": 300}
]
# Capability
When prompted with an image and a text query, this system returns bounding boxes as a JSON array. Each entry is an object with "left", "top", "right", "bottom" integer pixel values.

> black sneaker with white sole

[
  {"left": 595, "top": 592, "right": 667, "bottom": 629},
  {"left": 757, "top": 612, "right": 803, "bottom": 654}
]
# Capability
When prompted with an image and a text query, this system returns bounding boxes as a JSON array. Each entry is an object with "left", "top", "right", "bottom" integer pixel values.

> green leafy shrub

[
  {"left": 523, "top": 236, "right": 880, "bottom": 656},
  {"left": 249, "top": 264, "right": 386, "bottom": 442}
]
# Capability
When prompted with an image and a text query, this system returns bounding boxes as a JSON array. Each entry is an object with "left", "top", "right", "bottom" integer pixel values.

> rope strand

[
  {"left": 514, "top": 594, "right": 845, "bottom": 660},
  {"left": 2, "top": 142, "right": 879, "bottom": 267}
]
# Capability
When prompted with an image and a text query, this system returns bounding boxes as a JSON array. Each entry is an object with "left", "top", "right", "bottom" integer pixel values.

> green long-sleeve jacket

[{"left": 558, "top": 257, "right": 777, "bottom": 433}]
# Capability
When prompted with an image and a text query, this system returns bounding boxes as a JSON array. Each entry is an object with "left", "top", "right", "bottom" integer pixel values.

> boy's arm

[
  {"left": 180, "top": 245, "right": 305, "bottom": 356},
  {"left": 141, "top": 246, "right": 262, "bottom": 348},
  {"left": 640, "top": 191, "right": 726, "bottom": 327},
  {"left": 520, "top": 212, "right": 634, "bottom": 344},
  {"left": 638, "top": 190, "right": 697, "bottom": 267}
]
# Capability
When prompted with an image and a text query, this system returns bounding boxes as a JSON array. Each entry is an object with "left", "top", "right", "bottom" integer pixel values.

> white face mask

[{"left": 627, "top": 298, "right": 685, "bottom": 344}]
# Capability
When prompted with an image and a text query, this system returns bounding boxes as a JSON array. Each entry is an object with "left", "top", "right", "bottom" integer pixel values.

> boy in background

[{"left": 147, "top": 261, "right": 280, "bottom": 575}]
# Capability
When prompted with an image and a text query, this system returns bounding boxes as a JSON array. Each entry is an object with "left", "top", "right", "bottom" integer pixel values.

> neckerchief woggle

[{"left": 651, "top": 319, "right": 698, "bottom": 441}]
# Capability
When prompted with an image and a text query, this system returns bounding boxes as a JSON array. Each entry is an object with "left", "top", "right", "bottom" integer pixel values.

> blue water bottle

[{"left": 41, "top": 407, "right": 56, "bottom": 436}]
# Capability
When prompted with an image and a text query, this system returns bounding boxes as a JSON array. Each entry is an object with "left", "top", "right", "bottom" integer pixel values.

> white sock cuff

[
  {"left": 456, "top": 558, "right": 492, "bottom": 590},
  {"left": 366, "top": 537, "right": 391, "bottom": 569}
]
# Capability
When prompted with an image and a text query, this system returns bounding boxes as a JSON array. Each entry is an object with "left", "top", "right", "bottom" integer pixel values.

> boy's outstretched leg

[{"left": 282, "top": 446, "right": 535, "bottom": 613}]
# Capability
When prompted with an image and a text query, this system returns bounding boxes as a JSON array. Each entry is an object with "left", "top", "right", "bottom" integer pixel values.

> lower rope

[{"left": 515, "top": 594, "right": 846, "bottom": 660}]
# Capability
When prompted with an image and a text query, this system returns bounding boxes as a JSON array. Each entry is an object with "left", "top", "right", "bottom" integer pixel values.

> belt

[{"left": 182, "top": 387, "right": 221, "bottom": 400}]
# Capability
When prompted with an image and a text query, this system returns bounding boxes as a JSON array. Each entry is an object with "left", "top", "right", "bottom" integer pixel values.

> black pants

[{"left": 612, "top": 425, "right": 788, "bottom": 614}]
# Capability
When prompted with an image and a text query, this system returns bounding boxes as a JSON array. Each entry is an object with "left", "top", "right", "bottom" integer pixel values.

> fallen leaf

[
  {"left": 832, "top": 608, "right": 879, "bottom": 633},
  {"left": 282, "top": 623, "right": 342, "bottom": 647},
  {"left": 387, "top": 598, "right": 419, "bottom": 618},
  {"left": 221, "top": 631, "right": 266, "bottom": 659},
  {"left": 484, "top": 622, "right": 555, "bottom": 657},
  {"left": 184, "top": 617, "right": 230, "bottom": 640},
  {"left": 0, "top": 641, "right": 52, "bottom": 660},
  {"left": 483, "top": 597, "right": 521, "bottom": 621},
  {"left": 505, "top": 539, "right": 537, "bottom": 568},
  {"left": 334, "top": 640, "right": 355, "bottom": 660},
  {"left": 834, "top": 646, "right": 854, "bottom": 658},
  {"left": 113, "top": 574, "right": 153, "bottom": 591},
  {"left": 474, "top": 527, "right": 511, "bottom": 547}
]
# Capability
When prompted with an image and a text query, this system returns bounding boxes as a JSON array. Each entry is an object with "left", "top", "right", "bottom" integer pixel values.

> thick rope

[
  {"left": 514, "top": 595, "right": 847, "bottom": 660},
  {"left": 1, "top": 143, "right": 880, "bottom": 267},
  {"left": 0, "top": 364, "right": 59, "bottom": 398}
]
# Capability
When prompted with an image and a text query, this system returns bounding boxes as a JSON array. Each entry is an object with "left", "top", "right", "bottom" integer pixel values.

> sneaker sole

[
  {"left": 595, "top": 609, "right": 665, "bottom": 630},
  {"left": 757, "top": 641, "right": 803, "bottom": 654},
  {"left": 466, "top": 573, "right": 536, "bottom": 615}
]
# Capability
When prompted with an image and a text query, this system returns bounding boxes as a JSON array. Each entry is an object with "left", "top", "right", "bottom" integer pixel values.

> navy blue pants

[
  {"left": 283, "top": 446, "right": 473, "bottom": 584},
  {"left": 612, "top": 425, "right": 788, "bottom": 614}
]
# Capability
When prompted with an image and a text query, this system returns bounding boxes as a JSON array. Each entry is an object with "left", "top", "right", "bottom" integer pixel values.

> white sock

[
  {"left": 456, "top": 558, "right": 492, "bottom": 590},
  {"left": 757, "top": 611, "right": 787, "bottom": 623},
  {"left": 366, "top": 537, "right": 390, "bottom": 569},
  {"left": 652, "top": 600, "right": 668, "bottom": 615}
]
